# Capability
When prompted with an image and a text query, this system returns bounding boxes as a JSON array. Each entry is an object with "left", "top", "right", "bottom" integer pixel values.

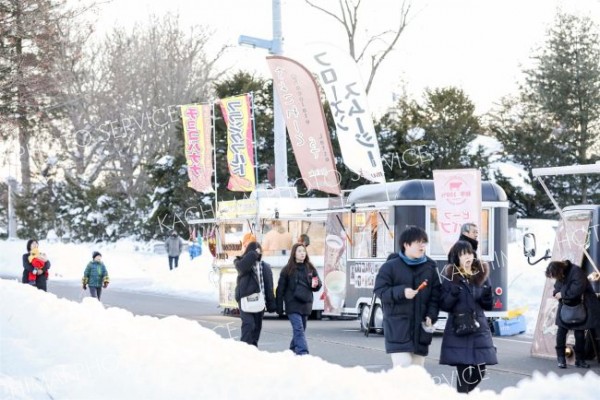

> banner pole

[
  {"left": 212, "top": 101, "right": 218, "bottom": 217},
  {"left": 250, "top": 92, "right": 260, "bottom": 238}
]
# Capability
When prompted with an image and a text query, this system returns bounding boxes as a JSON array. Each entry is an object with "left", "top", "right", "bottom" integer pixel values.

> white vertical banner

[
  {"left": 303, "top": 43, "right": 385, "bottom": 183},
  {"left": 433, "top": 169, "right": 482, "bottom": 255}
]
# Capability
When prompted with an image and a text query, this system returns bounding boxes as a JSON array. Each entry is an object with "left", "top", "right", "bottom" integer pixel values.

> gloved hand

[
  {"left": 103, "top": 281, "right": 109, "bottom": 288},
  {"left": 83, "top": 284, "right": 87, "bottom": 290}
]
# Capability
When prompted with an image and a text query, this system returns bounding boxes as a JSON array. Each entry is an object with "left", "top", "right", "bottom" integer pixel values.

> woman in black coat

[
  {"left": 546, "top": 260, "right": 600, "bottom": 369},
  {"left": 276, "top": 243, "right": 322, "bottom": 355},
  {"left": 234, "top": 241, "right": 276, "bottom": 347},
  {"left": 439, "top": 241, "right": 497, "bottom": 393},
  {"left": 22, "top": 239, "right": 51, "bottom": 292}
]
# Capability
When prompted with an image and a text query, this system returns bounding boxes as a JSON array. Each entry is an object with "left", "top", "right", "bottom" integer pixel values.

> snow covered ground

[{"left": 2, "top": 220, "right": 598, "bottom": 399}]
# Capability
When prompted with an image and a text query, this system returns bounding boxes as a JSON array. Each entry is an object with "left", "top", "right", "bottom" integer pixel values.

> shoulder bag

[
  {"left": 559, "top": 295, "right": 587, "bottom": 326},
  {"left": 241, "top": 262, "right": 266, "bottom": 313}
]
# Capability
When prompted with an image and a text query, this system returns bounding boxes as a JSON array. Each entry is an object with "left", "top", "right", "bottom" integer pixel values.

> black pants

[
  {"left": 168, "top": 256, "right": 179, "bottom": 270},
  {"left": 556, "top": 326, "right": 586, "bottom": 359},
  {"left": 239, "top": 309, "right": 264, "bottom": 346},
  {"left": 456, "top": 364, "right": 486, "bottom": 393}
]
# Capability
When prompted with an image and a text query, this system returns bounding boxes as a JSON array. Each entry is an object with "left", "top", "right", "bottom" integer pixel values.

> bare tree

[{"left": 304, "top": 0, "right": 411, "bottom": 93}]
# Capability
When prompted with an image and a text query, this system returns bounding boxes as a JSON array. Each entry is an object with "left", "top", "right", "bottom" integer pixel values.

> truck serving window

[
  {"left": 350, "top": 210, "right": 394, "bottom": 259},
  {"left": 428, "top": 208, "right": 491, "bottom": 257}
]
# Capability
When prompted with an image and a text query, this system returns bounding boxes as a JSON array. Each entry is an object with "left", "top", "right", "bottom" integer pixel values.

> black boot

[
  {"left": 575, "top": 357, "right": 590, "bottom": 369},
  {"left": 556, "top": 347, "right": 567, "bottom": 369}
]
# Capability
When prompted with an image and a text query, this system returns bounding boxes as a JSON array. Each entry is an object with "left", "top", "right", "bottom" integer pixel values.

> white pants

[{"left": 391, "top": 352, "right": 425, "bottom": 368}]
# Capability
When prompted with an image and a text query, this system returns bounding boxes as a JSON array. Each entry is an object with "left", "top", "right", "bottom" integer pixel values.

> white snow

[{"left": 1, "top": 220, "right": 598, "bottom": 399}]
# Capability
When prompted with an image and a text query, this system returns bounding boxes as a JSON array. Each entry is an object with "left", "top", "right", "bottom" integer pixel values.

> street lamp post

[{"left": 239, "top": 0, "right": 287, "bottom": 188}]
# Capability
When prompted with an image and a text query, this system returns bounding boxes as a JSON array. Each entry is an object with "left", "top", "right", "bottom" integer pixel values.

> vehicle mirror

[{"left": 523, "top": 233, "right": 536, "bottom": 257}]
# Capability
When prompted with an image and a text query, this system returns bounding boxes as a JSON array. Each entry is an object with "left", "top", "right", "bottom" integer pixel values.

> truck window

[
  {"left": 428, "top": 208, "right": 491, "bottom": 257},
  {"left": 350, "top": 210, "right": 394, "bottom": 259}
]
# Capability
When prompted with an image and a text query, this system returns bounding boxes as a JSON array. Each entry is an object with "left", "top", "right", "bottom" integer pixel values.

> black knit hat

[{"left": 92, "top": 251, "right": 102, "bottom": 259}]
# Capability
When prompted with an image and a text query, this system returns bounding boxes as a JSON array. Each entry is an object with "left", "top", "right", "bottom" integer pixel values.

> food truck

[
  {"left": 306, "top": 179, "right": 509, "bottom": 331},
  {"left": 189, "top": 187, "right": 330, "bottom": 317},
  {"left": 522, "top": 164, "right": 600, "bottom": 361}
]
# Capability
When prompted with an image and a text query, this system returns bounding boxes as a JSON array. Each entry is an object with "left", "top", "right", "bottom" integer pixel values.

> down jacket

[
  {"left": 553, "top": 260, "right": 600, "bottom": 330},
  {"left": 373, "top": 253, "right": 441, "bottom": 356},
  {"left": 276, "top": 262, "right": 322, "bottom": 316},
  {"left": 439, "top": 262, "right": 498, "bottom": 366},
  {"left": 234, "top": 251, "right": 276, "bottom": 313}
]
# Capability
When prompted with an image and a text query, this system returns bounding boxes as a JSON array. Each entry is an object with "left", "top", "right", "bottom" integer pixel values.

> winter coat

[
  {"left": 373, "top": 253, "right": 441, "bottom": 356},
  {"left": 234, "top": 251, "right": 276, "bottom": 313},
  {"left": 439, "top": 262, "right": 498, "bottom": 366},
  {"left": 553, "top": 261, "right": 600, "bottom": 330},
  {"left": 22, "top": 253, "right": 51, "bottom": 289},
  {"left": 83, "top": 261, "right": 110, "bottom": 288},
  {"left": 276, "top": 262, "right": 322, "bottom": 316},
  {"left": 165, "top": 235, "right": 183, "bottom": 257}
]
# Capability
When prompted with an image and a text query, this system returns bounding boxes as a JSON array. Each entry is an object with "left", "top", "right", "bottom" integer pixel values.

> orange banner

[
  {"left": 180, "top": 104, "right": 214, "bottom": 193},
  {"left": 219, "top": 95, "right": 256, "bottom": 192},
  {"left": 433, "top": 169, "right": 482, "bottom": 255},
  {"left": 267, "top": 55, "right": 341, "bottom": 195}
]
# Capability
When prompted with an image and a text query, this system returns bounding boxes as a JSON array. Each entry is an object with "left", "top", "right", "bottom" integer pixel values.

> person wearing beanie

[
  {"left": 82, "top": 251, "right": 110, "bottom": 301},
  {"left": 21, "top": 239, "right": 51, "bottom": 291}
]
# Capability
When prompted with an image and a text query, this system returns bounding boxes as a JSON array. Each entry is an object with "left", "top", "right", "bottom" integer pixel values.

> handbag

[
  {"left": 559, "top": 296, "right": 587, "bottom": 325},
  {"left": 452, "top": 311, "right": 480, "bottom": 336},
  {"left": 240, "top": 262, "right": 266, "bottom": 313}
]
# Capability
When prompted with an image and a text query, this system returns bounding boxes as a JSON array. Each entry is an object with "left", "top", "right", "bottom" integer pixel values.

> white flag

[{"left": 303, "top": 43, "right": 385, "bottom": 183}]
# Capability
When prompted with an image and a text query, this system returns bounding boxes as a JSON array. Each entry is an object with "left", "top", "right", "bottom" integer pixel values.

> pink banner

[
  {"left": 180, "top": 104, "right": 214, "bottom": 193},
  {"left": 433, "top": 169, "right": 482, "bottom": 254},
  {"left": 266, "top": 55, "right": 341, "bottom": 195},
  {"left": 219, "top": 95, "right": 256, "bottom": 192}
]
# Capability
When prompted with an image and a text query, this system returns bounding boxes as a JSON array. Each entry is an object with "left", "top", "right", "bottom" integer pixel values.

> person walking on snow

[
  {"left": 165, "top": 230, "right": 184, "bottom": 270},
  {"left": 82, "top": 251, "right": 110, "bottom": 301}
]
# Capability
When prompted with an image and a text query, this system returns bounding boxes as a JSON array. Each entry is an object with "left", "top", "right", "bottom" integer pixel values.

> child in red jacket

[{"left": 27, "top": 247, "right": 48, "bottom": 285}]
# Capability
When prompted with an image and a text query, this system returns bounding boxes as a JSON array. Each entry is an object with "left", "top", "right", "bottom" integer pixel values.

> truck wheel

[
  {"left": 373, "top": 305, "right": 384, "bottom": 333},
  {"left": 311, "top": 310, "right": 323, "bottom": 320},
  {"left": 359, "top": 304, "right": 370, "bottom": 332}
]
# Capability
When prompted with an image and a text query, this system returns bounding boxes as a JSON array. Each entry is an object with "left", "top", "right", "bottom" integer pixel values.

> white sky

[{"left": 3, "top": 219, "right": 593, "bottom": 399}]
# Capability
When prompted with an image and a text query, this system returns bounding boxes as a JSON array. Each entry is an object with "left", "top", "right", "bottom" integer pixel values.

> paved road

[{"left": 41, "top": 280, "right": 600, "bottom": 393}]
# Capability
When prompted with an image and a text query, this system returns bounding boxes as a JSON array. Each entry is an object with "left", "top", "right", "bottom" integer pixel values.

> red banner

[
  {"left": 267, "top": 55, "right": 341, "bottom": 195},
  {"left": 180, "top": 104, "right": 214, "bottom": 193},
  {"left": 219, "top": 95, "right": 256, "bottom": 192}
]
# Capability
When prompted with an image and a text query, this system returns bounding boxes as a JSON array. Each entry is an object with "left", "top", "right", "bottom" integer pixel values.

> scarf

[{"left": 398, "top": 252, "right": 428, "bottom": 266}]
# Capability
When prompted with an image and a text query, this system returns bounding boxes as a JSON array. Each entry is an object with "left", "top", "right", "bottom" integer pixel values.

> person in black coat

[
  {"left": 546, "top": 260, "right": 600, "bottom": 369},
  {"left": 373, "top": 226, "right": 441, "bottom": 368},
  {"left": 22, "top": 239, "right": 51, "bottom": 292},
  {"left": 234, "top": 242, "right": 276, "bottom": 347},
  {"left": 439, "top": 241, "right": 497, "bottom": 393},
  {"left": 459, "top": 222, "right": 479, "bottom": 254},
  {"left": 276, "top": 243, "right": 322, "bottom": 355}
]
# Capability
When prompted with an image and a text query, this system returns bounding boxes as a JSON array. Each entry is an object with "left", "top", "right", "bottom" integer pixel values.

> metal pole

[{"left": 271, "top": 0, "right": 287, "bottom": 187}]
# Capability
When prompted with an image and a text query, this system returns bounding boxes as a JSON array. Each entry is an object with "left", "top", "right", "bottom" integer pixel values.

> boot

[
  {"left": 575, "top": 354, "right": 590, "bottom": 369},
  {"left": 556, "top": 348, "right": 567, "bottom": 369}
]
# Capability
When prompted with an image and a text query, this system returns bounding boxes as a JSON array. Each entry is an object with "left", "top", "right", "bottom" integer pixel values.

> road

[{"left": 43, "top": 280, "right": 598, "bottom": 393}]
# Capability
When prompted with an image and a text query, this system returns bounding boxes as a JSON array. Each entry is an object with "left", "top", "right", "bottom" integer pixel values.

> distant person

[
  {"left": 241, "top": 232, "right": 257, "bottom": 252},
  {"left": 459, "top": 223, "right": 479, "bottom": 254},
  {"left": 82, "top": 251, "right": 110, "bottom": 301},
  {"left": 22, "top": 239, "right": 51, "bottom": 291},
  {"left": 262, "top": 220, "right": 293, "bottom": 255},
  {"left": 373, "top": 226, "right": 441, "bottom": 368},
  {"left": 297, "top": 234, "right": 310, "bottom": 248},
  {"left": 165, "top": 230, "right": 184, "bottom": 270},
  {"left": 546, "top": 260, "right": 600, "bottom": 369},
  {"left": 234, "top": 242, "right": 276, "bottom": 346},
  {"left": 276, "top": 243, "right": 322, "bottom": 355},
  {"left": 439, "top": 241, "right": 497, "bottom": 393}
]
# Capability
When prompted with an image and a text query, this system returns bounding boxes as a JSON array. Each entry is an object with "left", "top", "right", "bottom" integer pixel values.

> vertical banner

[
  {"left": 432, "top": 169, "right": 482, "bottom": 255},
  {"left": 323, "top": 197, "right": 348, "bottom": 314},
  {"left": 180, "top": 104, "right": 214, "bottom": 193},
  {"left": 303, "top": 43, "right": 385, "bottom": 183},
  {"left": 220, "top": 94, "right": 256, "bottom": 192},
  {"left": 531, "top": 215, "right": 592, "bottom": 360},
  {"left": 266, "top": 55, "right": 341, "bottom": 195}
]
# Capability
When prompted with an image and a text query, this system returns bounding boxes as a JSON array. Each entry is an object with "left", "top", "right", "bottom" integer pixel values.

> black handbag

[
  {"left": 452, "top": 311, "right": 480, "bottom": 336},
  {"left": 559, "top": 297, "right": 587, "bottom": 325}
]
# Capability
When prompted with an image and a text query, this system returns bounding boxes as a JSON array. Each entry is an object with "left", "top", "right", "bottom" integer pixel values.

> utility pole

[{"left": 238, "top": 0, "right": 287, "bottom": 188}]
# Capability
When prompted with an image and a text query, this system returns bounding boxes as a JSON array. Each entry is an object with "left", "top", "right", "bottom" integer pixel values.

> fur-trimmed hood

[{"left": 442, "top": 260, "right": 490, "bottom": 286}]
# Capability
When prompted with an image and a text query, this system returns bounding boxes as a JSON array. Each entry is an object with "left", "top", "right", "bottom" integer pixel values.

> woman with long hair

[
  {"left": 276, "top": 243, "right": 322, "bottom": 355},
  {"left": 545, "top": 260, "right": 600, "bottom": 369},
  {"left": 439, "top": 241, "right": 497, "bottom": 393},
  {"left": 234, "top": 241, "right": 276, "bottom": 347}
]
